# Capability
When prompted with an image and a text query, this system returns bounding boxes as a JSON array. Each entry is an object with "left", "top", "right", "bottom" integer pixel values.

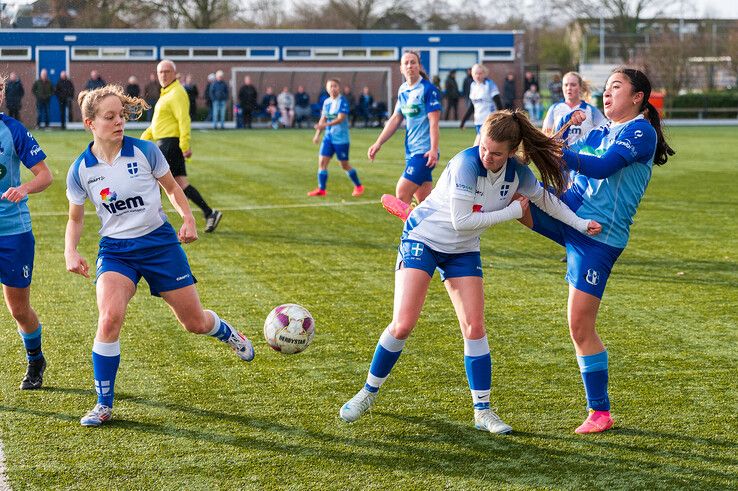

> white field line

[
  {"left": 0, "top": 440, "right": 11, "bottom": 491},
  {"left": 32, "top": 199, "right": 380, "bottom": 217}
]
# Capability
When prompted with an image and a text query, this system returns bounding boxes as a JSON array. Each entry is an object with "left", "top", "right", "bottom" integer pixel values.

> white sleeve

[
  {"left": 448, "top": 156, "right": 479, "bottom": 200},
  {"left": 450, "top": 196, "right": 522, "bottom": 232},
  {"left": 65, "top": 161, "right": 87, "bottom": 205},
  {"left": 526, "top": 186, "right": 590, "bottom": 233}
]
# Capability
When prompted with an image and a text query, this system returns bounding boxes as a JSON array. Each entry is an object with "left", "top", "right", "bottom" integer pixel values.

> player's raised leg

[{"left": 160, "top": 284, "right": 254, "bottom": 362}]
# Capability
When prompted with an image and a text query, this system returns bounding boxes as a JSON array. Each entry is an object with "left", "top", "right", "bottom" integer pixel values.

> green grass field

[{"left": 0, "top": 126, "right": 736, "bottom": 490}]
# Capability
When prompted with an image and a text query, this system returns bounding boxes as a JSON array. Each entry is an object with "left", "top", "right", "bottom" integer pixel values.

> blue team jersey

[
  {"left": 565, "top": 115, "right": 657, "bottom": 248},
  {"left": 322, "top": 96, "right": 350, "bottom": 145},
  {"left": 0, "top": 114, "right": 46, "bottom": 236},
  {"left": 394, "top": 78, "right": 442, "bottom": 157}
]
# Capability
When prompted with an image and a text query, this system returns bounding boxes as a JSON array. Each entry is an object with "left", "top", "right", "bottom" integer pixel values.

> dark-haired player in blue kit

[
  {"left": 519, "top": 67, "right": 675, "bottom": 434},
  {"left": 0, "top": 76, "right": 53, "bottom": 390},
  {"left": 65, "top": 85, "right": 254, "bottom": 427},
  {"left": 307, "top": 79, "right": 363, "bottom": 197},
  {"left": 369, "top": 51, "right": 441, "bottom": 220}
]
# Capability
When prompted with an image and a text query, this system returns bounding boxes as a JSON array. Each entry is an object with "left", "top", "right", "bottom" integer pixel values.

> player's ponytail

[
  {"left": 612, "top": 67, "right": 675, "bottom": 166},
  {"left": 482, "top": 110, "right": 567, "bottom": 195}
]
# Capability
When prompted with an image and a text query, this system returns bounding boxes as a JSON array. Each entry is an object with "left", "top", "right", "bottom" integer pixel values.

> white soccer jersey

[
  {"left": 66, "top": 136, "right": 170, "bottom": 239},
  {"left": 469, "top": 79, "right": 501, "bottom": 126},
  {"left": 404, "top": 146, "right": 538, "bottom": 254},
  {"left": 543, "top": 101, "right": 607, "bottom": 145}
]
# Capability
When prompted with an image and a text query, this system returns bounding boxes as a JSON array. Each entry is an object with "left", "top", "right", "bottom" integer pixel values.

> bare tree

[{"left": 148, "top": 0, "right": 236, "bottom": 28}]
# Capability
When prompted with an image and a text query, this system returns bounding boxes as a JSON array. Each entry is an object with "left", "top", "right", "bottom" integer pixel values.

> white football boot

[
  {"left": 339, "top": 388, "right": 377, "bottom": 423},
  {"left": 474, "top": 408, "right": 512, "bottom": 435}
]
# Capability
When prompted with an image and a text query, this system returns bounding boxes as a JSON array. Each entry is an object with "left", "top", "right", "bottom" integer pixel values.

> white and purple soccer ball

[{"left": 263, "top": 304, "right": 315, "bottom": 354}]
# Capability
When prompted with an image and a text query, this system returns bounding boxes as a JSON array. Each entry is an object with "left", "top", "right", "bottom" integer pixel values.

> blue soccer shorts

[
  {"left": 402, "top": 153, "right": 435, "bottom": 185},
  {"left": 529, "top": 204, "right": 623, "bottom": 299},
  {"left": 96, "top": 242, "right": 197, "bottom": 296},
  {"left": 396, "top": 239, "right": 483, "bottom": 281},
  {"left": 0, "top": 230, "right": 34, "bottom": 288},
  {"left": 319, "top": 138, "right": 350, "bottom": 161}
]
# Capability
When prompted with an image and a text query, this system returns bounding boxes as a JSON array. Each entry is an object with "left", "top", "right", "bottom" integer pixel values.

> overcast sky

[{"left": 685, "top": 0, "right": 738, "bottom": 18}]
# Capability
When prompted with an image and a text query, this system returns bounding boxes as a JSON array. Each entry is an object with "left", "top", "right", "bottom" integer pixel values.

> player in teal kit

[
  {"left": 368, "top": 51, "right": 441, "bottom": 219},
  {"left": 307, "top": 79, "right": 363, "bottom": 197},
  {"left": 0, "top": 76, "right": 53, "bottom": 390},
  {"left": 519, "top": 67, "right": 675, "bottom": 433}
]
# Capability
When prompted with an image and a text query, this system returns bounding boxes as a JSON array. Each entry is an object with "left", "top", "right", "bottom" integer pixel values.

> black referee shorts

[{"left": 157, "top": 137, "right": 186, "bottom": 177}]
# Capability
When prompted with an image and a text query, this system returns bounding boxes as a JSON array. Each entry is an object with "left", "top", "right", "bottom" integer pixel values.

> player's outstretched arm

[
  {"left": 64, "top": 203, "right": 89, "bottom": 278},
  {"left": 157, "top": 171, "right": 197, "bottom": 244},
  {"left": 425, "top": 110, "right": 440, "bottom": 168},
  {"left": 1, "top": 161, "right": 52, "bottom": 203}
]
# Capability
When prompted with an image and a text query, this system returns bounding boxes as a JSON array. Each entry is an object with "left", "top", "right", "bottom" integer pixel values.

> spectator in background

[
  {"left": 84, "top": 70, "right": 105, "bottom": 91},
  {"left": 4, "top": 72, "right": 24, "bottom": 121},
  {"left": 503, "top": 71, "right": 516, "bottom": 110},
  {"left": 261, "top": 86, "right": 278, "bottom": 129},
  {"left": 357, "top": 86, "right": 373, "bottom": 128},
  {"left": 183, "top": 74, "right": 199, "bottom": 121},
  {"left": 523, "top": 83, "right": 542, "bottom": 123},
  {"left": 524, "top": 70, "right": 538, "bottom": 93},
  {"left": 209, "top": 70, "right": 228, "bottom": 130},
  {"left": 143, "top": 73, "right": 160, "bottom": 121},
  {"left": 462, "top": 67, "right": 473, "bottom": 113},
  {"left": 548, "top": 73, "right": 564, "bottom": 104},
  {"left": 277, "top": 86, "right": 295, "bottom": 128},
  {"left": 55, "top": 71, "right": 75, "bottom": 129},
  {"left": 238, "top": 76, "right": 258, "bottom": 129},
  {"left": 204, "top": 73, "right": 215, "bottom": 122},
  {"left": 341, "top": 86, "right": 355, "bottom": 127},
  {"left": 444, "top": 70, "right": 460, "bottom": 120},
  {"left": 32, "top": 69, "right": 52, "bottom": 129},
  {"left": 318, "top": 87, "right": 329, "bottom": 107},
  {"left": 125, "top": 76, "right": 140, "bottom": 98},
  {"left": 294, "top": 85, "right": 311, "bottom": 128}
]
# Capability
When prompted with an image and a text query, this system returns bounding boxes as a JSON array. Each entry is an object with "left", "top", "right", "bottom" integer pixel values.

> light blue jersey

[
  {"left": 0, "top": 115, "right": 46, "bottom": 236},
  {"left": 322, "top": 96, "right": 350, "bottom": 145},
  {"left": 394, "top": 78, "right": 442, "bottom": 157},
  {"left": 566, "top": 115, "right": 657, "bottom": 248}
]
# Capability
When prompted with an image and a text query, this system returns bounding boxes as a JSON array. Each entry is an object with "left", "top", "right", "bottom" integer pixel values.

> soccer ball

[{"left": 263, "top": 304, "right": 315, "bottom": 354}]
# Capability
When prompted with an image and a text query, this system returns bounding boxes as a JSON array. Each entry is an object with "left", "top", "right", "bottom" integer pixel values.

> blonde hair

[
  {"left": 77, "top": 84, "right": 149, "bottom": 123},
  {"left": 563, "top": 71, "right": 591, "bottom": 101},
  {"left": 471, "top": 63, "right": 488, "bottom": 76},
  {"left": 481, "top": 110, "right": 567, "bottom": 195}
]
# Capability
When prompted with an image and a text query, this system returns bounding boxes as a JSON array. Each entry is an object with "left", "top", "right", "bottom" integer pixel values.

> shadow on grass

[{"left": 4, "top": 393, "right": 735, "bottom": 488}]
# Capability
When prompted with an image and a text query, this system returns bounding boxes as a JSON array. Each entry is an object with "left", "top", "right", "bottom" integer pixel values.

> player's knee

[
  {"left": 7, "top": 303, "right": 34, "bottom": 325},
  {"left": 181, "top": 312, "right": 211, "bottom": 334},
  {"left": 97, "top": 310, "right": 125, "bottom": 337},
  {"left": 388, "top": 321, "right": 413, "bottom": 340},
  {"left": 568, "top": 322, "right": 595, "bottom": 346},
  {"left": 460, "top": 322, "right": 485, "bottom": 340}
]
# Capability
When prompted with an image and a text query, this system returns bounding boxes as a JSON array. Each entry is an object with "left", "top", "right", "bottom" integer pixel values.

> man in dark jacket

[
  {"left": 461, "top": 68, "right": 473, "bottom": 115},
  {"left": 444, "top": 70, "right": 461, "bottom": 120},
  {"left": 84, "top": 70, "right": 105, "bottom": 91},
  {"left": 238, "top": 75, "right": 258, "bottom": 129},
  {"left": 4, "top": 72, "right": 24, "bottom": 121},
  {"left": 143, "top": 73, "right": 160, "bottom": 121},
  {"left": 55, "top": 71, "right": 75, "bottom": 129},
  {"left": 32, "top": 69, "right": 53, "bottom": 128}
]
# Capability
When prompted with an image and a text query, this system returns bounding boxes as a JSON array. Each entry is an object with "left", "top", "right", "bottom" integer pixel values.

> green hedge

[{"left": 667, "top": 91, "right": 738, "bottom": 118}]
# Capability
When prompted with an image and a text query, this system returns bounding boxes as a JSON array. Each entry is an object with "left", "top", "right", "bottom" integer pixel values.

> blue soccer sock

[
  {"left": 464, "top": 336, "right": 492, "bottom": 410},
  {"left": 318, "top": 170, "right": 328, "bottom": 190},
  {"left": 364, "top": 327, "right": 406, "bottom": 393},
  {"left": 18, "top": 324, "right": 43, "bottom": 362},
  {"left": 205, "top": 310, "right": 234, "bottom": 342},
  {"left": 577, "top": 350, "right": 610, "bottom": 411},
  {"left": 346, "top": 168, "right": 361, "bottom": 186},
  {"left": 92, "top": 340, "right": 121, "bottom": 408}
]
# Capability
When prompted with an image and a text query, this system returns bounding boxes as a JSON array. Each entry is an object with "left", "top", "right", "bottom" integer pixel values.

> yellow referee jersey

[{"left": 141, "top": 79, "right": 191, "bottom": 153}]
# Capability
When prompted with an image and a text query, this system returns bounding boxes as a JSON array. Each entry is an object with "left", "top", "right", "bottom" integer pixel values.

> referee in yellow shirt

[{"left": 142, "top": 60, "right": 222, "bottom": 233}]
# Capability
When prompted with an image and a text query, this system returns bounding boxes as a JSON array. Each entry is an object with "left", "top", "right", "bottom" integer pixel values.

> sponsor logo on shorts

[
  {"left": 406, "top": 166, "right": 414, "bottom": 175},
  {"left": 585, "top": 268, "right": 600, "bottom": 286},
  {"left": 410, "top": 242, "right": 424, "bottom": 257},
  {"left": 23, "top": 265, "right": 29, "bottom": 278},
  {"left": 176, "top": 274, "right": 191, "bottom": 281}
]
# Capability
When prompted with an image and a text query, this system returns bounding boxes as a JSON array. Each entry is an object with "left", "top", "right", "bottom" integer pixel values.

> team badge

[
  {"left": 410, "top": 242, "right": 424, "bottom": 257},
  {"left": 585, "top": 268, "right": 600, "bottom": 286},
  {"left": 500, "top": 184, "right": 510, "bottom": 197},
  {"left": 127, "top": 162, "right": 139, "bottom": 176}
]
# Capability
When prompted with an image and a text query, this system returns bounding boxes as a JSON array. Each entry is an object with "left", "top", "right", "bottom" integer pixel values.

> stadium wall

[{"left": 0, "top": 29, "right": 523, "bottom": 126}]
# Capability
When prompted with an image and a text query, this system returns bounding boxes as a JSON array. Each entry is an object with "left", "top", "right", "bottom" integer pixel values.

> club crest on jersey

[
  {"left": 585, "top": 268, "right": 600, "bottom": 286},
  {"left": 500, "top": 184, "right": 510, "bottom": 197},
  {"left": 127, "top": 161, "right": 138, "bottom": 176}
]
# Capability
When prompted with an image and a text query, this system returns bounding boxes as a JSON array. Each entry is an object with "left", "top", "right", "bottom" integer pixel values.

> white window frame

[
  {"left": 160, "top": 46, "right": 278, "bottom": 61},
  {"left": 480, "top": 47, "right": 515, "bottom": 61},
  {"left": 282, "top": 47, "right": 398, "bottom": 61},
  {"left": 0, "top": 46, "right": 31, "bottom": 60},
  {"left": 71, "top": 46, "right": 156, "bottom": 60}
]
